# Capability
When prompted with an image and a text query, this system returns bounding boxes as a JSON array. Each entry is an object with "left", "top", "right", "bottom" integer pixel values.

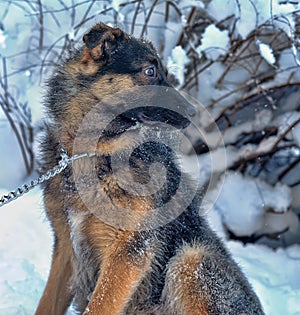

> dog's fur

[{"left": 36, "top": 23, "right": 265, "bottom": 315}]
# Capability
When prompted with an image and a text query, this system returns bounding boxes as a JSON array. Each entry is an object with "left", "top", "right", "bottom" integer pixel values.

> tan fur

[
  {"left": 162, "top": 245, "right": 209, "bottom": 315},
  {"left": 81, "top": 218, "right": 153, "bottom": 315},
  {"left": 90, "top": 74, "right": 135, "bottom": 99}
]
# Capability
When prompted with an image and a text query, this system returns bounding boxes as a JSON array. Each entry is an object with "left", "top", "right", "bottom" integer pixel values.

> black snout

[
  {"left": 167, "top": 88, "right": 198, "bottom": 120},
  {"left": 185, "top": 103, "right": 197, "bottom": 118},
  {"left": 101, "top": 106, "right": 191, "bottom": 138},
  {"left": 135, "top": 106, "right": 190, "bottom": 129},
  {"left": 100, "top": 87, "right": 197, "bottom": 138}
]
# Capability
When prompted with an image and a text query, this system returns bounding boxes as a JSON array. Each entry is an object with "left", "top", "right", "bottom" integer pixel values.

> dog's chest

[
  {"left": 68, "top": 211, "right": 89, "bottom": 260},
  {"left": 67, "top": 210, "right": 119, "bottom": 262}
]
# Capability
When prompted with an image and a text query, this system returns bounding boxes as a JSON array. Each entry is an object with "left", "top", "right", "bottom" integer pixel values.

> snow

[
  {"left": 0, "top": 259, "right": 46, "bottom": 315},
  {"left": 112, "top": 0, "right": 125, "bottom": 22},
  {"left": 209, "top": 171, "right": 292, "bottom": 236},
  {"left": 0, "top": 124, "right": 29, "bottom": 189},
  {"left": 112, "top": 0, "right": 125, "bottom": 12},
  {"left": 227, "top": 241, "right": 300, "bottom": 315},
  {"left": 0, "top": 30, "right": 6, "bottom": 49},
  {"left": 207, "top": 0, "right": 237, "bottom": 24},
  {"left": 167, "top": 46, "right": 189, "bottom": 85},
  {"left": 163, "top": 22, "right": 184, "bottom": 61},
  {"left": 257, "top": 40, "right": 276, "bottom": 66},
  {"left": 276, "top": 111, "right": 300, "bottom": 139},
  {"left": 0, "top": 188, "right": 300, "bottom": 315},
  {"left": 208, "top": 0, "right": 300, "bottom": 39},
  {"left": 0, "top": 188, "right": 52, "bottom": 315},
  {"left": 197, "top": 24, "right": 229, "bottom": 61},
  {"left": 293, "top": 122, "right": 300, "bottom": 147}
]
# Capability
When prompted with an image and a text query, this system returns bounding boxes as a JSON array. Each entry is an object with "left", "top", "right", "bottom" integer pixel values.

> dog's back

[{"left": 36, "top": 23, "right": 265, "bottom": 315}]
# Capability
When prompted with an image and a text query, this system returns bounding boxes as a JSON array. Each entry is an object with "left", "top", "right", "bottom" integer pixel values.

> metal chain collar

[{"left": 0, "top": 150, "right": 95, "bottom": 208}]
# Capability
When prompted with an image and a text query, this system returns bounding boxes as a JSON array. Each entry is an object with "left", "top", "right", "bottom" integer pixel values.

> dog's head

[
  {"left": 81, "top": 23, "right": 169, "bottom": 87},
  {"left": 50, "top": 23, "right": 197, "bottom": 156},
  {"left": 81, "top": 23, "right": 196, "bottom": 139}
]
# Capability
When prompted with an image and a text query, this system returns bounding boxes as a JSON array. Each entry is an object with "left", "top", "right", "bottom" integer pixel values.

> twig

[
  {"left": 278, "top": 156, "right": 300, "bottom": 181},
  {"left": 0, "top": 58, "right": 33, "bottom": 174},
  {"left": 180, "top": 60, "right": 213, "bottom": 90},
  {"left": 36, "top": 0, "right": 44, "bottom": 51},
  {"left": 271, "top": 117, "right": 300, "bottom": 151},
  {"left": 140, "top": 0, "right": 159, "bottom": 38},
  {"left": 131, "top": 0, "right": 142, "bottom": 34}
]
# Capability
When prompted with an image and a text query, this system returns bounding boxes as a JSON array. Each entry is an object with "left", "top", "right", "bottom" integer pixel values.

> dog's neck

[
  {"left": 62, "top": 145, "right": 183, "bottom": 223},
  {"left": 96, "top": 155, "right": 112, "bottom": 180}
]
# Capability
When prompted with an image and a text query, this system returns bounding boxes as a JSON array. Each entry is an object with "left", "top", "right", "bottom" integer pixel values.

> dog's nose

[{"left": 186, "top": 104, "right": 198, "bottom": 118}]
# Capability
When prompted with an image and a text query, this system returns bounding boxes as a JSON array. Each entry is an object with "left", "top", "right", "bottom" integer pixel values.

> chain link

[{"left": 0, "top": 150, "right": 95, "bottom": 208}]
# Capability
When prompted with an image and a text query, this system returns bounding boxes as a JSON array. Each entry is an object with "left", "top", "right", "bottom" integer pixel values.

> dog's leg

[
  {"left": 83, "top": 254, "right": 151, "bottom": 315},
  {"left": 82, "top": 227, "right": 153, "bottom": 315},
  {"left": 161, "top": 243, "right": 263, "bottom": 315},
  {"left": 35, "top": 192, "right": 74, "bottom": 315},
  {"left": 161, "top": 244, "right": 209, "bottom": 315},
  {"left": 35, "top": 237, "right": 74, "bottom": 315}
]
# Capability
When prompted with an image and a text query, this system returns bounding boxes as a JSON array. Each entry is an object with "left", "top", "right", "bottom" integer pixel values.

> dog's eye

[{"left": 144, "top": 66, "right": 156, "bottom": 77}]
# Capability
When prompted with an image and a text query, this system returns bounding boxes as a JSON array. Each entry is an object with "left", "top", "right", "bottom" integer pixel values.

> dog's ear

[{"left": 82, "top": 23, "right": 125, "bottom": 62}]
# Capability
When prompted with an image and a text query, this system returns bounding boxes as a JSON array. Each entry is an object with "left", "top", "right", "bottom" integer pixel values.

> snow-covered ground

[
  {"left": 0, "top": 189, "right": 51, "bottom": 315},
  {"left": 0, "top": 187, "right": 299, "bottom": 315}
]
